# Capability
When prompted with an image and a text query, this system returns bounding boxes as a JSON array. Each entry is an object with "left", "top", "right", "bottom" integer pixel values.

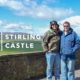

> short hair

[{"left": 63, "top": 21, "right": 70, "bottom": 26}]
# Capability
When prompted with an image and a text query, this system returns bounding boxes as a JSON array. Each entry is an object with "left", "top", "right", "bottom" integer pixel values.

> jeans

[
  {"left": 45, "top": 52, "right": 60, "bottom": 80},
  {"left": 61, "top": 57, "right": 75, "bottom": 80}
]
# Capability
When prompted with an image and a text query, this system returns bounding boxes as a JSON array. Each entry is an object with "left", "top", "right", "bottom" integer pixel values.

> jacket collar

[
  {"left": 63, "top": 28, "right": 73, "bottom": 36},
  {"left": 49, "top": 29, "right": 60, "bottom": 35},
  {"left": 49, "top": 29, "right": 56, "bottom": 34}
]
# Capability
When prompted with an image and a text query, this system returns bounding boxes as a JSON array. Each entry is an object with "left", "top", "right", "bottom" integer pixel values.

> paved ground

[
  {"left": 40, "top": 69, "right": 80, "bottom": 80},
  {"left": 28, "top": 69, "right": 80, "bottom": 80}
]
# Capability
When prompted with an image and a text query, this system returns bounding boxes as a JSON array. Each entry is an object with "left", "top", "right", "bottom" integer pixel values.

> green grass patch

[{"left": 0, "top": 40, "right": 43, "bottom": 55}]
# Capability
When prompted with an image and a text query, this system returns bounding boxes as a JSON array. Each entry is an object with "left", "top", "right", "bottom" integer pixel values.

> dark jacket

[{"left": 42, "top": 29, "right": 60, "bottom": 53}]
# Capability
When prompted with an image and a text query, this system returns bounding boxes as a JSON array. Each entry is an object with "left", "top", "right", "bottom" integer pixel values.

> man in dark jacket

[
  {"left": 42, "top": 20, "right": 60, "bottom": 80},
  {"left": 60, "top": 21, "right": 80, "bottom": 80}
]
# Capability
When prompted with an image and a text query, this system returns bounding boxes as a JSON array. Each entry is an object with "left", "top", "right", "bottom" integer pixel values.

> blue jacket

[{"left": 61, "top": 28, "right": 80, "bottom": 59}]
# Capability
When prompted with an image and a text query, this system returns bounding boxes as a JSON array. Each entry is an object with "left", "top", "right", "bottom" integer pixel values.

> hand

[
  {"left": 48, "top": 50, "right": 51, "bottom": 52},
  {"left": 44, "top": 50, "right": 48, "bottom": 53}
]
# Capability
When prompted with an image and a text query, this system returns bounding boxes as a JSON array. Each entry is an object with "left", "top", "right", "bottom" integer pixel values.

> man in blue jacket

[{"left": 60, "top": 21, "right": 80, "bottom": 80}]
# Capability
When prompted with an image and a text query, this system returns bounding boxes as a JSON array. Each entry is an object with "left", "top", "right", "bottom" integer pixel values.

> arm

[
  {"left": 42, "top": 32, "right": 49, "bottom": 52},
  {"left": 73, "top": 32, "right": 80, "bottom": 53}
]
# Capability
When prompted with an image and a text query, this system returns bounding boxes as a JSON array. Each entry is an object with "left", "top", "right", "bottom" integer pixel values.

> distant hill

[
  {"left": 0, "top": 32, "right": 42, "bottom": 41},
  {"left": 0, "top": 32, "right": 43, "bottom": 55}
]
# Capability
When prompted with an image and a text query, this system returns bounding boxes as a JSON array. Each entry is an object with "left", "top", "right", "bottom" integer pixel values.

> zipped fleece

[{"left": 42, "top": 29, "right": 60, "bottom": 53}]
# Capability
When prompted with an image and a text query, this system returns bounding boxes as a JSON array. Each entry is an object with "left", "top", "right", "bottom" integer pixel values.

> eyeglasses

[{"left": 63, "top": 26, "right": 69, "bottom": 27}]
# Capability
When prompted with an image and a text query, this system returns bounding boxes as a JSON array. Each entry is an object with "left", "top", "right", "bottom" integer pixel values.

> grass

[{"left": 0, "top": 40, "right": 43, "bottom": 56}]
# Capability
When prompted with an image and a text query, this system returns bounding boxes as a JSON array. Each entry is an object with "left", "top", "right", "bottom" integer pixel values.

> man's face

[
  {"left": 63, "top": 23, "right": 70, "bottom": 32},
  {"left": 51, "top": 24, "right": 58, "bottom": 30}
]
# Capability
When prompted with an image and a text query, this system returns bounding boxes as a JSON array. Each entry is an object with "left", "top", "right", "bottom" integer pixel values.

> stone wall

[
  {"left": 0, "top": 50, "right": 80, "bottom": 80},
  {"left": 0, "top": 52, "right": 46, "bottom": 80},
  {"left": 76, "top": 49, "right": 80, "bottom": 69}
]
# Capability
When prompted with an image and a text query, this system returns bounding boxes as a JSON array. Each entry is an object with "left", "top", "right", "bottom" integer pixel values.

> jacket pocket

[{"left": 64, "top": 48, "right": 73, "bottom": 55}]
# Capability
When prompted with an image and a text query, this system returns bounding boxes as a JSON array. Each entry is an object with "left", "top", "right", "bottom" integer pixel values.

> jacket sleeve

[
  {"left": 60, "top": 31, "right": 63, "bottom": 54},
  {"left": 73, "top": 32, "right": 80, "bottom": 53},
  {"left": 42, "top": 32, "right": 49, "bottom": 52}
]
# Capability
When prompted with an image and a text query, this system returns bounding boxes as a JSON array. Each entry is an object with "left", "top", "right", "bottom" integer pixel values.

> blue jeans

[
  {"left": 61, "top": 57, "right": 75, "bottom": 80},
  {"left": 45, "top": 52, "right": 60, "bottom": 80}
]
